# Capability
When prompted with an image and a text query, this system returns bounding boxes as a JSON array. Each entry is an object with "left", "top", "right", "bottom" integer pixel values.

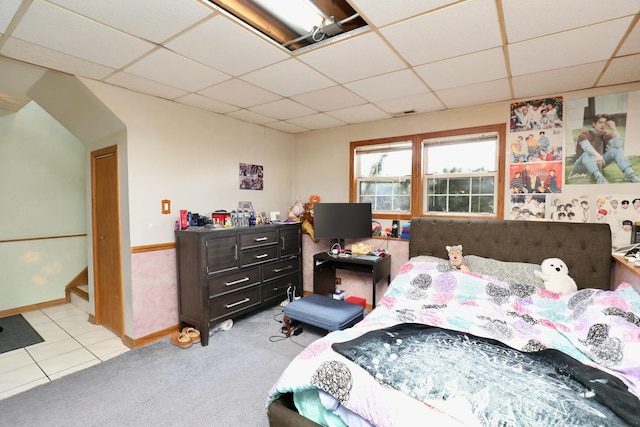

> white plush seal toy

[{"left": 534, "top": 258, "right": 577, "bottom": 293}]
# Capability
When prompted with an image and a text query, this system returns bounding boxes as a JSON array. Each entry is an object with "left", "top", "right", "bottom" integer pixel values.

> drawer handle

[
  {"left": 225, "top": 277, "right": 250, "bottom": 286},
  {"left": 255, "top": 253, "right": 269, "bottom": 259},
  {"left": 254, "top": 237, "right": 268, "bottom": 242},
  {"left": 281, "top": 236, "right": 285, "bottom": 250},
  {"left": 226, "top": 298, "right": 250, "bottom": 309},
  {"left": 234, "top": 244, "right": 238, "bottom": 261},
  {"left": 273, "top": 265, "right": 293, "bottom": 273}
]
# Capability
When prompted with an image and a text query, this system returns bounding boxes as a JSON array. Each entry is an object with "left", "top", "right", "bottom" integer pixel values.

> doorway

[{"left": 91, "top": 145, "right": 124, "bottom": 337}]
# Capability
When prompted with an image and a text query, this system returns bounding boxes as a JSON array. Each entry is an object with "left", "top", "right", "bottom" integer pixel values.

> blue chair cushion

[{"left": 284, "top": 294, "right": 364, "bottom": 331}]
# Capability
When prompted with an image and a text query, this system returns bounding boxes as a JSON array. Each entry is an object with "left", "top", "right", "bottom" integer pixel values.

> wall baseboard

[{"left": 0, "top": 298, "right": 68, "bottom": 318}]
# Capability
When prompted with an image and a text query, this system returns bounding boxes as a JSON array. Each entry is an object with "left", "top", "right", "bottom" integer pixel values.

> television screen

[{"left": 313, "top": 203, "right": 372, "bottom": 248}]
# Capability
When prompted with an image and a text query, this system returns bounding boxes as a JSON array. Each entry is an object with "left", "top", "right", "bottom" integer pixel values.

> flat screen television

[{"left": 313, "top": 202, "right": 372, "bottom": 250}]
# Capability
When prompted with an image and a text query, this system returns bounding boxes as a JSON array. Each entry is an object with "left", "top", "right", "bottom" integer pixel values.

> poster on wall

[
  {"left": 508, "top": 97, "right": 564, "bottom": 221},
  {"left": 239, "top": 163, "right": 264, "bottom": 190},
  {"left": 564, "top": 92, "right": 640, "bottom": 185},
  {"left": 594, "top": 194, "right": 640, "bottom": 249}
]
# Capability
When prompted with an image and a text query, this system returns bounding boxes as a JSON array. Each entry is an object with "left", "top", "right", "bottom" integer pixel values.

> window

[
  {"left": 350, "top": 124, "right": 506, "bottom": 220},
  {"left": 354, "top": 141, "right": 412, "bottom": 213},
  {"left": 423, "top": 134, "right": 498, "bottom": 215}
]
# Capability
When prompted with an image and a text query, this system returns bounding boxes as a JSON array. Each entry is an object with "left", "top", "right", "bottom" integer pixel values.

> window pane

[
  {"left": 357, "top": 149, "right": 411, "bottom": 177},
  {"left": 449, "top": 196, "right": 469, "bottom": 212},
  {"left": 426, "top": 139, "right": 496, "bottom": 173},
  {"left": 448, "top": 178, "right": 470, "bottom": 195}
]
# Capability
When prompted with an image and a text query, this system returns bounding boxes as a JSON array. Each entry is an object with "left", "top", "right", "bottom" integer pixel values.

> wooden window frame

[{"left": 350, "top": 123, "right": 507, "bottom": 221}]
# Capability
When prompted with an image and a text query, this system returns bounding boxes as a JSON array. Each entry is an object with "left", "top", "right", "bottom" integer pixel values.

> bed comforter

[{"left": 267, "top": 258, "right": 640, "bottom": 426}]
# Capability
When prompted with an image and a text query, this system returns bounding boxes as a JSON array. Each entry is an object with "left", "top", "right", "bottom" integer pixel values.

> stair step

[{"left": 70, "top": 285, "right": 89, "bottom": 301}]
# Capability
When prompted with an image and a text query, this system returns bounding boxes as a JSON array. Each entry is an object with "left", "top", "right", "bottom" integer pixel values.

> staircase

[{"left": 65, "top": 267, "right": 91, "bottom": 313}]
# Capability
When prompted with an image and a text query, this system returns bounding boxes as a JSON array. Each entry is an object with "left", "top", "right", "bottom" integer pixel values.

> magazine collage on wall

[{"left": 509, "top": 91, "right": 640, "bottom": 249}]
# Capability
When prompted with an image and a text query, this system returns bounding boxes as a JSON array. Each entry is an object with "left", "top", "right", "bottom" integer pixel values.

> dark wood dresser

[{"left": 175, "top": 222, "right": 302, "bottom": 345}]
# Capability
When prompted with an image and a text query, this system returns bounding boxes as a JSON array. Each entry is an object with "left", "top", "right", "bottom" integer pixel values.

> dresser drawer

[
  {"left": 240, "top": 245, "right": 278, "bottom": 267},
  {"left": 240, "top": 230, "right": 278, "bottom": 249},
  {"left": 261, "top": 272, "right": 300, "bottom": 305},
  {"left": 208, "top": 267, "right": 260, "bottom": 297},
  {"left": 262, "top": 257, "right": 301, "bottom": 281},
  {"left": 209, "top": 287, "right": 261, "bottom": 322}
]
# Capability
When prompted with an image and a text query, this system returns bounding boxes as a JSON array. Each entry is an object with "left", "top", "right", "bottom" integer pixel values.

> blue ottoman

[{"left": 283, "top": 294, "right": 364, "bottom": 337}]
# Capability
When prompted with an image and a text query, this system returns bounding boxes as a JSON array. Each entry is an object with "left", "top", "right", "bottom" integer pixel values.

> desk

[
  {"left": 313, "top": 252, "right": 391, "bottom": 308},
  {"left": 611, "top": 254, "right": 640, "bottom": 292}
]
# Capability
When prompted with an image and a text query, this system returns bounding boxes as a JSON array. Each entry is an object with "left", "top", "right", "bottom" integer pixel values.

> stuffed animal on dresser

[
  {"left": 534, "top": 258, "right": 577, "bottom": 293},
  {"left": 446, "top": 245, "right": 470, "bottom": 272}
]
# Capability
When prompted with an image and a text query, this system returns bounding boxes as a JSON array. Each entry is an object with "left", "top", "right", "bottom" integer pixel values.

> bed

[{"left": 266, "top": 218, "right": 640, "bottom": 426}]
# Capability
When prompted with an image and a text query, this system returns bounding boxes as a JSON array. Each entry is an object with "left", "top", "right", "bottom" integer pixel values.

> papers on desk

[{"left": 612, "top": 243, "right": 640, "bottom": 255}]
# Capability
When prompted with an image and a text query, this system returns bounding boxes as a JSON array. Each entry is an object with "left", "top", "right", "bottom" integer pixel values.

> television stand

[{"left": 313, "top": 251, "right": 391, "bottom": 308}]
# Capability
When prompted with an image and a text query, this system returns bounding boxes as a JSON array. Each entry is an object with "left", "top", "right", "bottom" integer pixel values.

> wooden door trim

[{"left": 91, "top": 144, "right": 124, "bottom": 335}]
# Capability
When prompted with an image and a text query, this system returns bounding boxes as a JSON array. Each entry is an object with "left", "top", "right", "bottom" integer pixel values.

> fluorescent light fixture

[{"left": 253, "top": 0, "right": 324, "bottom": 35}]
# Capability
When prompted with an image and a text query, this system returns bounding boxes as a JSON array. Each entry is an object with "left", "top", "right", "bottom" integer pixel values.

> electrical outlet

[{"left": 335, "top": 277, "right": 342, "bottom": 285}]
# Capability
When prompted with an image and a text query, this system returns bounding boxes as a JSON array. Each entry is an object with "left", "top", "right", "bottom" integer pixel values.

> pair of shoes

[
  {"left": 170, "top": 327, "right": 201, "bottom": 348},
  {"left": 182, "top": 327, "right": 201, "bottom": 344},
  {"left": 624, "top": 172, "right": 640, "bottom": 183},
  {"left": 170, "top": 331, "right": 193, "bottom": 349},
  {"left": 595, "top": 175, "right": 608, "bottom": 184}
]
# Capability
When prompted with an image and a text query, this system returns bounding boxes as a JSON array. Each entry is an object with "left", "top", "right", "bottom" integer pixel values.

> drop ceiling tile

[
  {"left": 198, "top": 79, "right": 281, "bottom": 108},
  {"left": 0, "top": 37, "right": 115, "bottom": 79},
  {"left": 176, "top": 93, "right": 238, "bottom": 114},
  {"left": 435, "top": 78, "right": 511, "bottom": 109},
  {"left": 241, "top": 59, "right": 335, "bottom": 97},
  {"left": 166, "top": 15, "right": 289, "bottom": 76},
  {"left": 345, "top": 69, "right": 428, "bottom": 103},
  {"left": 509, "top": 18, "right": 633, "bottom": 76},
  {"left": 249, "top": 98, "right": 317, "bottom": 120},
  {"left": 46, "top": 0, "right": 214, "bottom": 43},
  {"left": 124, "top": 49, "right": 230, "bottom": 92},
  {"left": 287, "top": 113, "right": 347, "bottom": 130},
  {"left": 415, "top": 48, "right": 507, "bottom": 90},
  {"left": 105, "top": 72, "right": 188, "bottom": 100},
  {"left": 502, "top": 0, "right": 640, "bottom": 43},
  {"left": 12, "top": 1, "right": 155, "bottom": 69},
  {"left": 298, "top": 32, "right": 406, "bottom": 83},
  {"left": 512, "top": 62, "right": 606, "bottom": 99},
  {"left": 618, "top": 21, "right": 640, "bottom": 56},
  {"left": 374, "top": 92, "right": 444, "bottom": 115},
  {"left": 599, "top": 54, "right": 640, "bottom": 86},
  {"left": 0, "top": 0, "right": 21, "bottom": 33},
  {"left": 349, "top": 0, "right": 457, "bottom": 27},
  {"left": 227, "top": 109, "right": 276, "bottom": 125},
  {"left": 290, "top": 86, "right": 366, "bottom": 112},
  {"left": 266, "top": 121, "right": 309, "bottom": 134},
  {"left": 380, "top": 0, "right": 502, "bottom": 66},
  {"left": 326, "top": 103, "right": 390, "bottom": 124}
]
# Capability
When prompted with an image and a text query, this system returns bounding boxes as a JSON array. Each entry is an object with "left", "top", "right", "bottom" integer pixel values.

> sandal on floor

[
  {"left": 170, "top": 331, "right": 192, "bottom": 348},
  {"left": 182, "top": 327, "right": 201, "bottom": 344}
]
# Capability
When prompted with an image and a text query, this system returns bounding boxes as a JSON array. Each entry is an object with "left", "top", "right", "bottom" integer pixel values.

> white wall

[
  {"left": 0, "top": 102, "right": 87, "bottom": 310},
  {"left": 82, "top": 80, "right": 297, "bottom": 247}
]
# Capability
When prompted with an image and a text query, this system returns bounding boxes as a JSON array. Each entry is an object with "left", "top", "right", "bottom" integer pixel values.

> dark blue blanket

[{"left": 332, "top": 324, "right": 640, "bottom": 426}]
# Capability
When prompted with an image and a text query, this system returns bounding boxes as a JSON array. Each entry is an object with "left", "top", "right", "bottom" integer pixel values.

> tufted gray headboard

[{"left": 408, "top": 218, "right": 612, "bottom": 290}]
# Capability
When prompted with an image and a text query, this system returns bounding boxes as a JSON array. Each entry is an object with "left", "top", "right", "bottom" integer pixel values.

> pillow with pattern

[
  {"left": 410, "top": 255, "right": 449, "bottom": 264},
  {"left": 465, "top": 255, "right": 544, "bottom": 288}
]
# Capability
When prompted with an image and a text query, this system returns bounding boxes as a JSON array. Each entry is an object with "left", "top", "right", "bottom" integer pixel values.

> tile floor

[{"left": 0, "top": 303, "right": 130, "bottom": 400}]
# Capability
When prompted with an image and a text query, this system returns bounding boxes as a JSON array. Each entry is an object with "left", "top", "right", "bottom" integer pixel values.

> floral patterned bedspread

[{"left": 267, "top": 258, "right": 640, "bottom": 426}]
